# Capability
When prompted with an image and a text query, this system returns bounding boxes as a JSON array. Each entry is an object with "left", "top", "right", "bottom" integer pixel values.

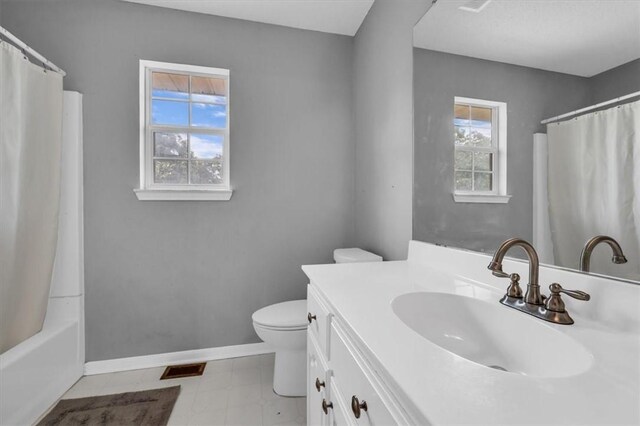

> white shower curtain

[
  {"left": 547, "top": 100, "right": 640, "bottom": 282},
  {"left": 0, "top": 42, "right": 63, "bottom": 353}
]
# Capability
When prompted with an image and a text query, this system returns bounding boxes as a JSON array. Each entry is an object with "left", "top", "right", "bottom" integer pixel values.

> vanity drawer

[
  {"left": 329, "top": 322, "right": 396, "bottom": 426},
  {"left": 308, "top": 333, "right": 331, "bottom": 426},
  {"left": 308, "top": 284, "right": 332, "bottom": 357}
]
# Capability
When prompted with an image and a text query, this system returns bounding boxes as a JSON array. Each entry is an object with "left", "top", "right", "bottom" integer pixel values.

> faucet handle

[
  {"left": 545, "top": 283, "right": 590, "bottom": 313},
  {"left": 549, "top": 283, "right": 590, "bottom": 301},
  {"left": 505, "top": 273, "right": 523, "bottom": 298}
]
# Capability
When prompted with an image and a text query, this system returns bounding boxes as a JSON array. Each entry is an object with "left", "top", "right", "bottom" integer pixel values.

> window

[
  {"left": 453, "top": 96, "right": 510, "bottom": 203},
  {"left": 135, "top": 60, "right": 232, "bottom": 200}
]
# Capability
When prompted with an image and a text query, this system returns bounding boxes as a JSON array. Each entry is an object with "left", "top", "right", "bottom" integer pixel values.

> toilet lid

[{"left": 252, "top": 299, "right": 308, "bottom": 329}]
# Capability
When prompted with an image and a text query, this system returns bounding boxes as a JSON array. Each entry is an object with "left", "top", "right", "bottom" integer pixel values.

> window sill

[
  {"left": 134, "top": 188, "right": 233, "bottom": 201},
  {"left": 453, "top": 193, "right": 511, "bottom": 204}
]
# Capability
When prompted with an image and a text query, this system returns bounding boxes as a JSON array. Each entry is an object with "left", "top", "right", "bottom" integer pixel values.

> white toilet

[{"left": 252, "top": 248, "right": 382, "bottom": 397}]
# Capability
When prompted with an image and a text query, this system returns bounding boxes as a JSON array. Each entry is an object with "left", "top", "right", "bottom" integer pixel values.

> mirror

[{"left": 412, "top": 0, "right": 640, "bottom": 282}]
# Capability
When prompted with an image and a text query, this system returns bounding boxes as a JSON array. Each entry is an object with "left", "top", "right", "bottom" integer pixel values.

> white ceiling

[
  {"left": 122, "top": 0, "right": 375, "bottom": 36},
  {"left": 414, "top": 0, "right": 640, "bottom": 77}
]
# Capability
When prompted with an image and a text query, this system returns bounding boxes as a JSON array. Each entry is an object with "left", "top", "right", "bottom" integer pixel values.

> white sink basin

[{"left": 392, "top": 292, "right": 593, "bottom": 378}]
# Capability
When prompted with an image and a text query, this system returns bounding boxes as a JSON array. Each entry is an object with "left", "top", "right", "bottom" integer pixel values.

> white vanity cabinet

[
  {"left": 303, "top": 242, "right": 640, "bottom": 425},
  {"left": 307, "top": 284, "right": 413, "bottom": 426}
]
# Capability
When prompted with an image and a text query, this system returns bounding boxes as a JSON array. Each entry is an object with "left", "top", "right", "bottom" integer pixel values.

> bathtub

[
  {"left": 0, "top": 299, "right": 84, "bottom": 425},
  {"left": 0, "top": 92, "right": 84, "bottom": 425}
]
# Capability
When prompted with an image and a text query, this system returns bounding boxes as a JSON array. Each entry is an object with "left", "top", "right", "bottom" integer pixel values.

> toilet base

[{"left": 273, "top": 349, "right": 306, "bottom": 397}]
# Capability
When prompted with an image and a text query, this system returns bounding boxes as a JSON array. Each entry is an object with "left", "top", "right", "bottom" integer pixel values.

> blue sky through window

[
  {"left": 152, "top": 89, "right": 188, "bottom": 100},
  {"left": 151, "top": 99, "right": 227, "bottom": 128},
  {"left": 152, "top": 100, "right": 189, "bottom": 126},
  {"left": 191, "top": 134, "right": 223, "bottom": 159},
  {"left": 454, "top": 118, "right": 491, "bottom": 128},
  {"left": 192, "top": 93, "right": 227, "bottom": 104},
  {"left": 191, "top": 103, "right": 227, "bottom": 128}
]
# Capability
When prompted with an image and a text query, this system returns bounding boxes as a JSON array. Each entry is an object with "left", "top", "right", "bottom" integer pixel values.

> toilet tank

[{"left": 333, "top": 248, "right": 383, "bottom": 263}]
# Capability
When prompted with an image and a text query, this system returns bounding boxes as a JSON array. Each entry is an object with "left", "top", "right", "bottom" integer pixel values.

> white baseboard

[{"left": 84, "top": 342, "right": 273, "bottom": 375}]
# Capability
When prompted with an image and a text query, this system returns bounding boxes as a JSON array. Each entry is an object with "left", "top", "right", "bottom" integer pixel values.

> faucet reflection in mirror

[
  {"left": 488, "top": 238, "right": 590, "bottom": 325},
  {"left": 580, "top": 235, "right": 628, "bottom": 273}
]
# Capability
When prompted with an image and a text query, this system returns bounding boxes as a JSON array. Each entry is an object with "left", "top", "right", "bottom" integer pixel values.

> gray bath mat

[{"left": 37, "top": 386, "right": 180, "bottom": 426}]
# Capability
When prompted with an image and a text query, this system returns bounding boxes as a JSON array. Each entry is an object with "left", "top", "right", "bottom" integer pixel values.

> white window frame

[
  {"left": 453, "top": 96, "right": 510, "bottom": 204},
  {"left": 134, "top": 60, "right": 232, "bottom": 201}
]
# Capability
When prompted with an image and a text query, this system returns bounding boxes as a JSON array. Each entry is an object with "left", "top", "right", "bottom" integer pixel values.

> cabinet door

[
  {"left": 308, "top": 333, "right": 330, "bottom": 426},
  {"left": 330, "top": 323, "right": 397, "bottom": 426},
  {"left": 329, "top": 382, "right": 355, "bottom": 426}
]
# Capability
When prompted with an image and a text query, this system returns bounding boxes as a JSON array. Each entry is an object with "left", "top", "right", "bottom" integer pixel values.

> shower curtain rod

[
  {"left": 541, "top": 90, "right": 640, "bottom": 125},
  {"left": 0, "top": 26, "right": 66, "bottom": 76}
]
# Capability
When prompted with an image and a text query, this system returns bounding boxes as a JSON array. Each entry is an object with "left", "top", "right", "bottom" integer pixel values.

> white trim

[
  {"left": 453, "top": 193, "right": 511, "bottom": 203},
  {"left": 84, "top": 342, "right": 272, "bottom": 375},
  {"left": 139, "top": 61, "right": 146, "bottom": 190},
  {"left": 138, "top": 60, "right": 232, "bottom": 198},
  {"left": 454, "top": 96, "right": 505, "bottom": 110},
  {"left": 541, "top": 90, "right": 640, "bottom": 124},
  {"left": 140, "top": 60, "right": 229, "bottom": 77},
  {"left": 453, "top": 96, "right": 509, "bottom": 202},
  {"left": 134, "top": 188, "right": 233, "bottom": 201}
]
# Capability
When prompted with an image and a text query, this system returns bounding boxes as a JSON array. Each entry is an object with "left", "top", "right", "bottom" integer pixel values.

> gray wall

[
  {"left": 413, "top": 49, "right": 591, "bottom": 253},
  {"left": 353, "top": 0, "right": 430, "bottom": 261},
  {"left": 2, "top": 0, "right": 355, "bottom": 361},
  {"left": 589, "top": 59, "right": 640, "bottom": 104}
]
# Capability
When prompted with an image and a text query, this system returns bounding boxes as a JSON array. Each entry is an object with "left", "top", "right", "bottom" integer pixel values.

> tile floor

[{"left": 52, "top": 353, "right": 306, "bottom": 426}]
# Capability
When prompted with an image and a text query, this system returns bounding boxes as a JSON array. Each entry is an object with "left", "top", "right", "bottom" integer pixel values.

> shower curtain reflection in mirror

[
  {"left": 547, "top": 100, "right": 640, "bottom": 281},
  {"left": 0, "top": 41, "right": 63, "bottom": 353}
]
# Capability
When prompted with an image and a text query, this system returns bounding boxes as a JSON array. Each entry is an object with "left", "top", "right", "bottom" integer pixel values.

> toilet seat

[
  {"left": 252, "top": 299, "right": 307, "bottom": 330},
  {"left": 253, "top": 322, "right": 306, "bottom": 332}
]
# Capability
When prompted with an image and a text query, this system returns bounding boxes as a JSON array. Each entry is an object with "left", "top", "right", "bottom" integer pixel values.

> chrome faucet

[
  {"left": 488, "top": 238, "right": 590, "bottom": 325},
  {"left": 580, "top": 235, "right": 627, "bottom": 272}
]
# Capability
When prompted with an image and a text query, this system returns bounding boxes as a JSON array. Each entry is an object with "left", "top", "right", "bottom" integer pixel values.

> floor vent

[{"left": 160, "top": 362, "right": 206, "bottom": 380}]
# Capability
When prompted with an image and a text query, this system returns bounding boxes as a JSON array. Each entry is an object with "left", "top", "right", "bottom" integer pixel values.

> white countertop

[{"left": 302, "top": 241, "right": 640, "bottom": 425}]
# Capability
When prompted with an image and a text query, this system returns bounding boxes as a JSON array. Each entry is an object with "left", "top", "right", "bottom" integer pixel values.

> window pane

[
  {"left": 154, "top": 160, "right": 188, "bottom": 184},
  {"left": 191, "top": 76, "right": 227, "bottom": 104},
  {"left": 474, "top": 172, "right": 493, "bottom": 191},
  {"left": 455, "top": 126, "right": 471, "bottom": 146},
  {"left": 154, "top": 132, "right": 187, "bottom": 158},
  {"left": 191, "top": 103, "right": 227, "bottom": 128},
  {"left": 152, "top": 72, "right": 189, "bottom": 100},
  {"left": 454, "top": 104, "right": 470, "bottom": 126},
  {"left": 471, "top": 106, "right": 492, "bottom": 128},
  {"left": 469, "top": 127, "right": 492, "bottom": 147},
  {"left": 474, "top": 152, "right": 493, "bottom": 171},
  {"left": 190, "top": 160, "right": 223, "bottom": 184},
  {"left": 455, "top": 171, "right": 472, "bottom": 191},
  {"left": 152, "top": 100, "right": 189, "bottom": 126},
  {"left": 190, "top": 134, "right": 224, "bottom": 159},
  {"left": 455, "top": 150, "right": 472, "bottom": 170}
]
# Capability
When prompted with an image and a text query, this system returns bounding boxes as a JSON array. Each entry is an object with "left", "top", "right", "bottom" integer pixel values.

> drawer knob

[
  {"left": 351, "top": 395, "right": 368, "bottom": 419},
  {"left": 315, "top": 377, "right": 325, "bottom": 392},
  {"left": 308, "top": 312, "right": 317, "bottom": 324},
  {"left": 322, "top": 398, "right": 333, "bottom": 414}
]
